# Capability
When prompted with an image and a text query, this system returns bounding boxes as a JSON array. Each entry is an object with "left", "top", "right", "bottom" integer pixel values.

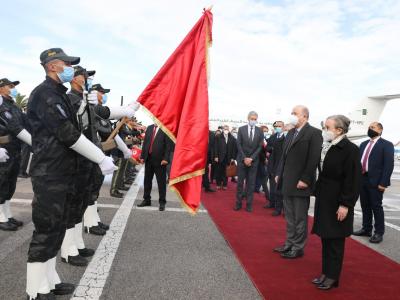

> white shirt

[
  {"left": 361, "top": 137, "right": 380, "bottom": 172},
  {"left": 247, "top": 125, "right": 255, "bottom": 141}
]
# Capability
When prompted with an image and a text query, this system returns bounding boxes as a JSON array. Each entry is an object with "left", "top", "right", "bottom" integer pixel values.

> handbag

[{"left": 226, "top": 161, "right": 237, "bottom": 177}]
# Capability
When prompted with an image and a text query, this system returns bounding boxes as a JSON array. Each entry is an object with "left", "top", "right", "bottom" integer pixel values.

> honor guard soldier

[
  {"left": 25, "top": 48, "right": 117, "bottom": 300},
  {"left": 0, "top": 79, "right": 32, "bottom": 231},
  {"left": 83, "top": 83, "right": 138, "bottom": 235}
]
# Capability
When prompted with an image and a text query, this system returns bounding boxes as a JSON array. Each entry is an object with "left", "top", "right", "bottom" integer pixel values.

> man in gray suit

[
  {"left": 274, "top": 105, "right": 322, "bottom": 259},
  {"left": 234, "top": 111, "right": 264, "bottom": 212}
]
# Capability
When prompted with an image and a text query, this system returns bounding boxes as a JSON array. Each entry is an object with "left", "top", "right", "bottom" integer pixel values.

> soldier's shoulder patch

[
  {"left": 4, "top": 111, "right": 12, "bottom": 120},
  {"left": 56, "top": 104, "right": 68, "bottom": 118}
]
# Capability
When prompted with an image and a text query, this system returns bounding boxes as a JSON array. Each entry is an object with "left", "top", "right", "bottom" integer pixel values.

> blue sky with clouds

[{"left": 1, "top": 0, "right": 400, "bottom": 142}]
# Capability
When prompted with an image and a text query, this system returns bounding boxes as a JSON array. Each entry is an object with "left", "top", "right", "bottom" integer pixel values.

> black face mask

[{"left": 368, "top": 128, "right": 380, "bottom": 139}]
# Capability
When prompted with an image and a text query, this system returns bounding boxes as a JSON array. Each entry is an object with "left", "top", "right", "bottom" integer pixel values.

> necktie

[
  {"left": 362, "top": 140, "right": 374, "bottom": 174},
  {"left": 250, "top": 126, "right": 253, "bottom": 141},
  {"left": 148, "top": 126, "right": 157, "bottom": 154}
]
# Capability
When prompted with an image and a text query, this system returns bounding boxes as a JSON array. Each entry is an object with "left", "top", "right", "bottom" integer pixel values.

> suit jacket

[
  {"left": 359, "top": 138, "right": 394, "bottom": 187},
  {"left": 312, "top": 138, "right": 361, "bottom": 238},
  {"left": 277, "top": 123, "right": 323, "bottom": 197},
  {"left": 140, "top": 125, "right": 172, "bottom": 163},
  {"left": 268, "top": 133, "right": 286, "bottom": 176},
  {"left": 236, "top": 125, "right": 264, "bottom": 164},
  {"left": 214, "top": 133, "right": 237, "bottom": 162}
]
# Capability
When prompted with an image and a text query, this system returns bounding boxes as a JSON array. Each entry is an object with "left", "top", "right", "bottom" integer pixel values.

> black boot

[
  {"left": 78, "top": 248, "right": 95, "bottom": 257},
  {"left": 110, "top": 190, "right": 124, "bottom": 198},
  {"left": 0, "top": 221, "right": 18, "bottom": 231},
  {"left": 98, "top": 222, "right": 110, "bottom": 231},
  {"left": 85, "top": 225, "right": 106, "bottom": 236},
  {"left": 9, "top": 217, "right": 23, "bottom": 227},
  {"left": 137, "top": 200, "right": 151, "bottom": 207},
  {"left": 52, "top": 282, "right": 75, "bottom": 295},
  {"left": 61, "top": 255, "right": 88, "bottom": 266}
]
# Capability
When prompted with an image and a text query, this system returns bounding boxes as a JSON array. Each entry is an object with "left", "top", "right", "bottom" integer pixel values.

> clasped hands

[{"left": 243, "top": 157, "right": 253, "bottom": 166}]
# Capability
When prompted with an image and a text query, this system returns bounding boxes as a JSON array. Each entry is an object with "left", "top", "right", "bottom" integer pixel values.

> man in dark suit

[
  {"left": 234, "top": 111, "right": 264, "bottom": 212},
  {"left": 266, "top": 121, "right": 286, "bottom": 216},
  {"left": 353, "top": 122, "right": 394, "bottom": 243},
  {"left": 202, "top": 130, "right": 216, "bottom": 192},
  {"left": 214, "top": 125, "right": 237, "bottom": 190},
  {"left": 138, "top": 124, "right": 172, "bottom": 211},
  {"left": 274, "top": 105, "right": 323, "bottom": 258}
]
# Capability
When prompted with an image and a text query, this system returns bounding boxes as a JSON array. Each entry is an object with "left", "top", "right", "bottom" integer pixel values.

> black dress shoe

[
  {"left": 246, "top": 207, "right": 252, "bottom": 212},
  {"left": 61, "top": 255, "right": 88, "bottom": 266},
  {"left": 353, "top": 228, "right": 372, "bottom": 237},
  {"left": 124, "top": 180, "right": 134, "bottom": 185},
  {"left": 51, "top": 282, "right": 75, "bottom": 295},
  {"left": 19, "top": 173, "right": 30, "bottom": 178},
  {"left": 317, "top": 278, "right": 339, "bottom": 290},
  {"left": 78, "top": 247, "right": 95, "bottom": 257},
  {"left": 85, "top": 225, "right": 106, "bottom": 236},
  {"left": 159, "top": 204, "right": 165, "bottom": 211},
  {"left": 281, "top": 249, "right": 304, "bottom": 259},
  {"left": 98, "top": 222, "right": 110, "bottom": 231},
  {"left": 110, "top": 190, "right": 123, "bottom": 198},
  {"left": 272, "top": 210, "right": 281, "bottom": 216},
  {"left": 273, "top": 245, "right": 291, "bottom": 253},
  {"left": 312, "top": 274, "right": 326, "bottom": 285},
  {"left": 137, "top": 200, "right": 151, "bottom": 207},
  {"left": 27, "top": 292, "right": 56, "bottom": 300},
  {"left": 0, "top": 221, "right": 18, "bottom": 231},
  {"left": 263, "top": 203, "right": 275, "bottom": 209},
  {"left": 204, "top": 188, "right": 216, "bottom": 192},
  {"left": 233, "top": 206, "right": 242, "bottom": 211},
  {"left": 9, "top": 217, "right": 23, "bottom": 227},
  {"left": 369, "top": 233, "right": 383, "bottom": 244},
  {"left": 118, "top": 185, "right": 130, "bottom": 191}
]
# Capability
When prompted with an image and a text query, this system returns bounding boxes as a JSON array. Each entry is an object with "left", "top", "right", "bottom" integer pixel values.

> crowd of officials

[
  {"left": 0, "top": 47, "right": 396, "bottom": 298},
  {"left": 202, "top": 108, "right": 395, "bottom": 291}
]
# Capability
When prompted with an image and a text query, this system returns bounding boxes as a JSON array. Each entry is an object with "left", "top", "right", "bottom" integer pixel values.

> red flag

[
  {"left": 131, "top": 146, "right": 142, "bottom": 162},
  {"left": 138, "top": 9, "right": 213, "bottom": 214}
]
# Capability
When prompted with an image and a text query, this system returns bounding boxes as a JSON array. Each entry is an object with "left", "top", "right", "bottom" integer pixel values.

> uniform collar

[
  {"left": 70, "top": 88, "right": 83, "bottom": 97},
  {"left": 45, "top": 76, "right": 68, "bottom": 94}
]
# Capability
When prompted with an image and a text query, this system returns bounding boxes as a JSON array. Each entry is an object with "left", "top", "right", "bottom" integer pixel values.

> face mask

[
  {"left": 249, "top": 120, "right": 257, "bottom": 127},
  {"left": 289, "top": 114, "right": 299, "bottom": 126},
  {"left": 223, "top": 130, "right": 229, "bottom": 135},
  {"left": 86, "top": 78, "right": 93, "bottom": 90},
  {"left": 102, "top": 94, "right": 108, "bottom": 104},
  {"left": 283, "top": 131, "right": 288, "bottom": 136},
  {"left": 9, "top": 88, "right": 18, "bottom": 98},
  {"left": 232, "top": 132, "right": 237, "bottom": 138},
  {"left": 57, "top": 66, "right": 75, "bottom": 83},
  {"left": 264, "top": 132, "right": 270, "bottom": 138},
  {"left": 368, "top": 128, "right": 379, "bottom": 139},
  {"left": 274, "top": 127, "right": 282, "bottom": 134},
  {"left": 322, "top": 130, "right": 335, "bottom": 142}
]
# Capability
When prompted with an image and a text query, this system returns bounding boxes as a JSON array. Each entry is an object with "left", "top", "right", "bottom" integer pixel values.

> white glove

[
  {"left": 0, "top": 148, "right": 9, "bottom": 162},
  {"left": 0, "top": 96, "right": 3, "bottom": 106},
  {"left": 16, "top": 129, "right": 32, "bottom": 146},
  {"left": 129, "top": 102, "right": 140, "bottom": 112},
  {"left": 108, "top": 106, "right": 135, "bottom": 119},
  {"left": 99, "top": 156, "right": 118, "bottom": 175},
  {"left": 70, "top": 134, "right": 107, "bottom": 164},
  {"left": 114, "top": 135, "right": 131, "bottom": 159},
  {"left": 87, "top": 91, "right": 98, "bottom": 105}
]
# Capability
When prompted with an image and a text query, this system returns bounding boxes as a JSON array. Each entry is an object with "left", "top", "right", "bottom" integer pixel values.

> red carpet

[{"left": 202, "top": 182, "right": 400, "bottom": 300}]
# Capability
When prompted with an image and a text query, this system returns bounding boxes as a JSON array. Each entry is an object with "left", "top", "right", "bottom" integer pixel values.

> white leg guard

[
  {"left": 84, "top": 205, "right": 99, "bottom": 228},
  {"left": 47, "top": 257, "right": 61, "bottom": 291},
  {"left": 4, "top": 200, "right": 12, "bottom": 219},
  {"left": 0, "top": 204, "right": 7, "bottom": 222},
  {"left": 61, "top": 228, "right": 79, "bottom": 260},
  {"left": 94, "top": 201, "right": 101, "bottom": 223},
  {"left": 26, "top": 262, "right": 51, "bottom": 299},
  {"left": 74, "top": 222, "right": 85, "bottom": 250}
]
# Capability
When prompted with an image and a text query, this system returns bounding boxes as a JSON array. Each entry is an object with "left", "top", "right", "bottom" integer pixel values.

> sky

[{"left": 1, "top": 0, "right": 400, "bottom": 143}]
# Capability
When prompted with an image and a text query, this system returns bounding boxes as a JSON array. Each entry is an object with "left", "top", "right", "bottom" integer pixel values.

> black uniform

[
  {"left": 67, "top": 89, "right": 110, "bottom": 227},
  {"left": 0, "top": 96, "right": 27, "bottom": 204},
  {"left": 27, "top": 76, "right": 82, "bottom": 262}
]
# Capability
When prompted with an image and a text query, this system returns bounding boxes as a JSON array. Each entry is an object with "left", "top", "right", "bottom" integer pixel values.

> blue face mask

[
  {"left": 86, "top": 78, "right": 93, "bottom": 90},
  {"left": 249, "top": 120, "right": 257, "bottom": 127},
  {"left": 274, "top": 127, "right": 282, "bottom": 134},
  {"left": 102, "top": 94, "right": 108, "bottom": 104},
  {"left": 57, "top": 66, "right": 75, "bottom": 83},
  {"left": 9, "top": 88, "right": 18, "bottom": 98}
]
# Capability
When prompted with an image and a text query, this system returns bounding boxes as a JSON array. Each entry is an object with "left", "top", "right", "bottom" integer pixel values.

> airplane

[{"left": 344, "top": 94, "right": 400, "bottom": 141}]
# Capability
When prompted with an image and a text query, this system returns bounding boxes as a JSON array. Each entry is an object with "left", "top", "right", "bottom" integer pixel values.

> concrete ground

[{"left": 0, "top": 166, "right": 260, "bottom": 300}]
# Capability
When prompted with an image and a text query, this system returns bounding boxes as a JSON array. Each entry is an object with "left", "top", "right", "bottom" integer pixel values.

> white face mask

[
  {"left": 322, "top": 130, "right": 335, "bottom": 142},
  {"left": 223, "top": 130, "right": 229, "bottom": 135},
  {"left": 289, "top": 114, "right": 299, "bottom": 126}
]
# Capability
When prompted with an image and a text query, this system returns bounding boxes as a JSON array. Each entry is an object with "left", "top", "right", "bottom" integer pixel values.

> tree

[{"left": 14, "top": 93, "right": 28, "bottom": 111}]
